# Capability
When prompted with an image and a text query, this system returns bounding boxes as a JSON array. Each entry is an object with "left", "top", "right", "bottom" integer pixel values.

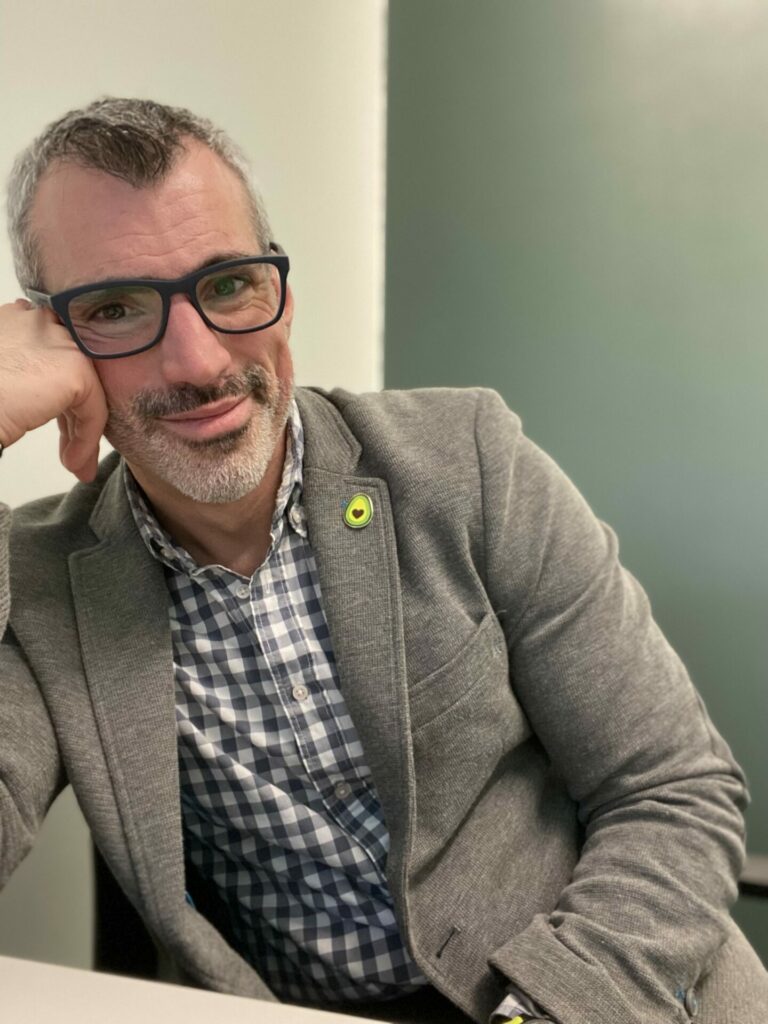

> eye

[
  {"left": 209, "top": 274, "right": 246, "bottom": 298},
  {"left": 72, "top": 287, "right": 154, "bottom": 324},
  {"left": 92, "top": 302, "right": 128, "bottom": 321}
]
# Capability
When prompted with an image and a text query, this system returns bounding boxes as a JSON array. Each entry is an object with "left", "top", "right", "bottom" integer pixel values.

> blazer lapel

[
  {"left": 297, "top": 391, "right": 415, "bottom": 910},
  {"left": 69, "top": 467, "right": 186, "bottom": 926}
]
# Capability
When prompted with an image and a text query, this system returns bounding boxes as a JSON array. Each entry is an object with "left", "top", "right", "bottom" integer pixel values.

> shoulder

[
  {"left": 297, "top": 385, "right": 525, "bottom": 478},
  {"left": 316, "top": 384, "right": 520, "bottom": 434},
  {"left": 8, "top": 451, "right": 121, "bottom": 558}
]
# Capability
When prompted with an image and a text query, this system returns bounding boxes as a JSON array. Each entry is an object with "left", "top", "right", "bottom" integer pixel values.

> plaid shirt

[{"left": 124, "top": 402, "right": 426, "bottom": 1004}]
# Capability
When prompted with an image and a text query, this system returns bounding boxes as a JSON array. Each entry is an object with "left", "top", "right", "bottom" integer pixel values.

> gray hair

[{"left": 6, "top": 96, "right": 273, "bottom": 291}]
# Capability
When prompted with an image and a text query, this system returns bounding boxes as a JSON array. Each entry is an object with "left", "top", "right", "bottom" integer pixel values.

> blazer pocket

[
  {"left": 408, "top": 611, "right": 516, "bottom": 733},
  {"left": 408, "top": 612, "right": 532, "bottom": 854}
]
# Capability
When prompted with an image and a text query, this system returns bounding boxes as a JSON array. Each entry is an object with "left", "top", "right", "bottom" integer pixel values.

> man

[{"left": 0, "top": 98, "right": 764, "bottom": 1024}]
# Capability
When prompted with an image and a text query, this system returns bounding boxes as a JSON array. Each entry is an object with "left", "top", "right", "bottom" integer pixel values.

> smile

[{"left": 158, "top": 396, "right": 252, "bottom": 440}]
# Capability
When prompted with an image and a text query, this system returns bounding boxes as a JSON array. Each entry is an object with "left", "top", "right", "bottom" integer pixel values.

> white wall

[{"left": 0, "top": 0, "right": 387, "bottom": 968}]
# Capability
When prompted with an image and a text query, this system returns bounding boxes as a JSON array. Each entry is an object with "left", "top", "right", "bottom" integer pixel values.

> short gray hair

[{"left": 6, "top": 96, "right": 273, "bottom": 291}]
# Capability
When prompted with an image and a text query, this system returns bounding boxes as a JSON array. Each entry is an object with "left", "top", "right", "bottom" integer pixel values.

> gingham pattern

[{"left": 124, "top": 402, "right": 426, "bottom": 1004}]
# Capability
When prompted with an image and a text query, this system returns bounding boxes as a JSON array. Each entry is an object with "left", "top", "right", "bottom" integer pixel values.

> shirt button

[
  {"left": 292, "top": 685, "right": 309, "bottom": 702},
  {"left": 334, "top": 781, "right": 352, "bottom": 800},
  {"left": 236, "top": 584, "right": 250, "bottom": 599}
]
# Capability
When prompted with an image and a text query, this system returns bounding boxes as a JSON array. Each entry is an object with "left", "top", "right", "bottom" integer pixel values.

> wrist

[{"left": 0, "top": 423, "right": 12, "bottom": 455}]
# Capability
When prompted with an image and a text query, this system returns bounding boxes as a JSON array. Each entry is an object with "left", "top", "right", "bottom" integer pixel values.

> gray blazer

[{"left": 0, "top": 387, "right": 753, "bottom": 1023}]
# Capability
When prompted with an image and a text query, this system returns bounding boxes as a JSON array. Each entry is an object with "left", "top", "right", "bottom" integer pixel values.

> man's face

[{"left": 30, "top": 141, "right": 294, "bottom": 505}]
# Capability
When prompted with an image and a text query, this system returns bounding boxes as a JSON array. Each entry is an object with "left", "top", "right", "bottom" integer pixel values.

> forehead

[{"left": 31, "top": 141, "right": 259, "bottom": 291}]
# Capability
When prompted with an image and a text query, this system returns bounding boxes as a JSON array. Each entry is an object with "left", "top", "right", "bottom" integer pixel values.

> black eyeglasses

[{"left": 27, "top": 244, "right": 290, "bottom": 360}]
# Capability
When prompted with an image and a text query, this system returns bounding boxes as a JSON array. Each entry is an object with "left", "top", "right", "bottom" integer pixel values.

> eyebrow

[{"left": 69, "top": 251, "right": 257, "bottom": 289}]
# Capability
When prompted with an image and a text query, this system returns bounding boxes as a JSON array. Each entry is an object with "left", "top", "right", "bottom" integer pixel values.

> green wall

[{"left": 386, "top": 0, "right": 767, "bottom": 961}]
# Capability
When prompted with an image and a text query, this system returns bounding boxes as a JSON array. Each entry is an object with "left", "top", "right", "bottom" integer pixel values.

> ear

[{"left": 282, "top": 283, "right": 295, "bottom": 335}]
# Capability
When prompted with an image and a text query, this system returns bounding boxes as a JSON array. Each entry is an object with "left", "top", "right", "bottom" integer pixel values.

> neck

[{"left": 130, "top": 429, "right": 287, "bottom": 577}]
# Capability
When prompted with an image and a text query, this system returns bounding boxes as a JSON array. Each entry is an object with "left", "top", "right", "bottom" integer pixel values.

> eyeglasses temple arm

[{"left": 25, "top": 289, "right": 53, "bottom": 309}]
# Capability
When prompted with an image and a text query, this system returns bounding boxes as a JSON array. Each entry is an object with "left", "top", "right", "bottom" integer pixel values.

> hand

[{"left": 0, "top": 299, "right": 108, "bottom": 482}]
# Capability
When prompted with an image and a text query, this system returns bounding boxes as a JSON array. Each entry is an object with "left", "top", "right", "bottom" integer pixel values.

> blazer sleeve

[
  {"left": 0, "top": 503, "right": 64, "bottom": 888},
  {"left": 473, "top": 391, "right": 748, "bottom": 1023}
]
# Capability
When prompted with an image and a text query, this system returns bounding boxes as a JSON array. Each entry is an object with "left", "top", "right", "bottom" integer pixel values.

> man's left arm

[{"left": 474, "top": 390, "right": 748, "bottom": 1023}]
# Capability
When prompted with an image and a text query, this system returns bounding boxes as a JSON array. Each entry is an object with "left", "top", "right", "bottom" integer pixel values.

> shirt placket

[{"left": 246, "top": 537, "right": 370, "bottom": 828}]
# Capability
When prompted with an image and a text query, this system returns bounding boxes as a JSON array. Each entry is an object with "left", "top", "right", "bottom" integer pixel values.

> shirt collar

[{"left": 124, "top": 398, "right": 307, "bottom": 577}]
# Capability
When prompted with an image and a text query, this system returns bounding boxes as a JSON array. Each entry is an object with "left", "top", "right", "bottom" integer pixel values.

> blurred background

[
  {"left": 0, "top": 0, "right": 765, "bottom": 973},
  {"left": 385, "top": 0, "right": 767, "bottom": 963}
]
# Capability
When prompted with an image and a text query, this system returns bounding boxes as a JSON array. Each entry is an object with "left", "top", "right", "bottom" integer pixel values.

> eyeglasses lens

[
  {"left": 196, "top": 262, "right": 281, "bottom": 332},
  {"left": 68, "top": 286, "right": 162, "bottom": 356}
]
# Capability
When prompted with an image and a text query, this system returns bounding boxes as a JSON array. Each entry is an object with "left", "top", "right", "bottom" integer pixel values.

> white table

[{"left": 0, "top": 955, "right": 367, "bottom": 1024}]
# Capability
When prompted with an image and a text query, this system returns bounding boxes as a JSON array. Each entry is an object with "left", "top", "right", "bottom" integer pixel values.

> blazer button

[{"left": 684, "top": 987, "right": 699, "bottom": 1017}]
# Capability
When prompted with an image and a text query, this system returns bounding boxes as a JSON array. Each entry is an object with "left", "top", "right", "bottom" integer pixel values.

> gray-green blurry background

[{"left": 386, "top": 0, "right": 767, "bottom": 961}]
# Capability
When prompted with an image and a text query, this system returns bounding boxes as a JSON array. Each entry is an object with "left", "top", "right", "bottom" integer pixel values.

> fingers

[
  {"left": 58, "top": 420, "right": 101, "bottom": 483},
  {"left": 57, "top": 382, "right": 109, "bottom": 482}
]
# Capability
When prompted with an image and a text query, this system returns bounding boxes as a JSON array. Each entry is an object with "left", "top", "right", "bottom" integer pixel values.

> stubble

[{"left": 106, "top": 364, "right": 292, "bottom": 503}]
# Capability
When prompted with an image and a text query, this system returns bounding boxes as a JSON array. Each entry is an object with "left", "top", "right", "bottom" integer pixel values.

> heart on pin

[{"left": 344, "top": 493, "right": 373, "bottom": 529}]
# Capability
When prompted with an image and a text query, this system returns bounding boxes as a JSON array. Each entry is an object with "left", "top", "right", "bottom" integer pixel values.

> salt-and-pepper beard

[{"left": 105, "top": 364, "right": 292, "bottom": 504}]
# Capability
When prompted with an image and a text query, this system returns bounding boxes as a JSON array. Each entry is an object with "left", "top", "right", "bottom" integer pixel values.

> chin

[{"left": 116, "top": 402, "right": 289, "bottom": 505}]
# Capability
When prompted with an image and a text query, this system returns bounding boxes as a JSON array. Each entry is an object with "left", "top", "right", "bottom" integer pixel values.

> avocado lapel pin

[{"left": 343, "top": 493, "right": 373, "bottom": 529}]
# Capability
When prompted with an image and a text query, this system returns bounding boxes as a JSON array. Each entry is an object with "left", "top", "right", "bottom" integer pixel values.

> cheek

[
  {"left": 94, "top": 358, "right": 150, "bottom": 411},
  {"left": 238, "top": 328, "right": 293, "bottom": 382}
]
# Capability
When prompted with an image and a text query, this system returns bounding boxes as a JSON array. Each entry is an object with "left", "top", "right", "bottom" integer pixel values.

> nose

[{"left": 158, "top": 294, "right": 232, "bottom": 385}]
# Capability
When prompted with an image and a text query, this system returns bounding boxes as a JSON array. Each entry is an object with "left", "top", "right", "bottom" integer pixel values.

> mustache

[{"left": 132, "top": 366, "right": 269, "bottom": 419}]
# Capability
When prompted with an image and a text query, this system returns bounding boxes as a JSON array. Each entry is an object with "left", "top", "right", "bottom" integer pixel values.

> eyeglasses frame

[{"left": 26, "top": 243, "right": 290, "bottom": 360}]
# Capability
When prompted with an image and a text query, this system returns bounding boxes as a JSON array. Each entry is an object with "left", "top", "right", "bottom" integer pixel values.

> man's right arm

[
  {"left": 0, "top": 503, "right": 66, "bottom": 888},
  {"left": 0, "top": 299, "right": 104, "bottom": 884}
]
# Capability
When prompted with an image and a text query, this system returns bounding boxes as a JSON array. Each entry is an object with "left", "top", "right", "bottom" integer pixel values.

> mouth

[{"left": 158, "top": 395, "right": 252, "bottom": 440}]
